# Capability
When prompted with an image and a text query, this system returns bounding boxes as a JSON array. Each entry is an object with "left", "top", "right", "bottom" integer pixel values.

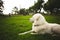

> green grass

[{"left": 0, "top": 15, "right": 60, "bottom": 40}]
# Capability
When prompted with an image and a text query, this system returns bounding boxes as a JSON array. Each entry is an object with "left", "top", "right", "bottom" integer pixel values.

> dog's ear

[{"left": 36, "top": 16, "right": 40, "bottom": 21}]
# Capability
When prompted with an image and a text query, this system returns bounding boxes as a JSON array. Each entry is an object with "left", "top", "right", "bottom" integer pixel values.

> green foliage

[
  {"left": 44, "top": 0, "right": 60, "bottom": 15},
  {"left": 0, "top": 0, "right": 4, "bottom": 7},
  {"left": 18, "top": 8, "right": 29, "bottom": 15},
  {"left": 29, "top": 0, "right": 44, "bottom": 13},
  {"left": 0, "top": 0, "right": 4, "bottom": 15}
]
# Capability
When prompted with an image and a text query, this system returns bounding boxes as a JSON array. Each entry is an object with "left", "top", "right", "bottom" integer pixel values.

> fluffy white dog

[{"left": 19, "top": 13, "right": 60, "bottom": 35}]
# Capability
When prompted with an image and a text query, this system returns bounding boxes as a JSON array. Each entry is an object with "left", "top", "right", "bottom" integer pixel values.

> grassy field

[{"left": 0, "top": 15, "right": 60, "bottom": 40}]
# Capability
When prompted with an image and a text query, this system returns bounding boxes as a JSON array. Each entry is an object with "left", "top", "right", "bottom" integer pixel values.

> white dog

[{"left": 19, "top": 13, "right": 60, "bottom": 35}]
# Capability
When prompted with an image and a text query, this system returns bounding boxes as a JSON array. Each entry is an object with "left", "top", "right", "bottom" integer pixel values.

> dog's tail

[{"left": 18, "top": 30, "right": 32, "bottom": 35}]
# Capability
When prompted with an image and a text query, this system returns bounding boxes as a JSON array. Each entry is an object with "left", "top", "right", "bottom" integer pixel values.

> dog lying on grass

[{"left": 19, "top": 13, "right": 60, "bottom": 35}]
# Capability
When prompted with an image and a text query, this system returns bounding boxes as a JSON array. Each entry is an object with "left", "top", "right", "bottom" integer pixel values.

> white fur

[
  {"left": 19, "top": 13, "right": 60, "bottom": 35},
  {"left": 30, "top": 13, "right": 60, "bottom": 35}
]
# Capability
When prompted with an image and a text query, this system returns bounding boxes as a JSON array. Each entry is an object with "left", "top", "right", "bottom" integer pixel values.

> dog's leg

[{"left": 18, "top": 30, "right": 32, "bottom": 35}]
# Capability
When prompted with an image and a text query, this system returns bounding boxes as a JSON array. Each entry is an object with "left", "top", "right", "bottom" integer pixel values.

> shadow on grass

[
  {"left": 0, "top": 32, "right": 60, "bottom": 40},
  {"left": 19, "top": 34, "right": 60, "bottom": 40}
]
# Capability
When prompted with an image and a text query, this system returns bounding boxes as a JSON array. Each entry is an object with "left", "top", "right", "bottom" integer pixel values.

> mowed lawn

[{"left": 0, "top": 15, "right": 60, "bottom": 40}]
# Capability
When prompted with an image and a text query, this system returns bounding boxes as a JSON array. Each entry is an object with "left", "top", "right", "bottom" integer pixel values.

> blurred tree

[
  {"left": 44, "top": 0, "right": 60, "bottom": 15},
  {"left": 0, "top": 0, "right": 4, "bottom": 15},
  {"left": 25, "top": 9, "right": 29, "bottom": 15},
  {"left": 12, "top": 6, "right": 18, "bottom": 15},
  {"left": 18, "top": 8, "right": 28, "bottom": 15},
  {"left": 29, "top": 0, "right": 44, "bottom": 13}
]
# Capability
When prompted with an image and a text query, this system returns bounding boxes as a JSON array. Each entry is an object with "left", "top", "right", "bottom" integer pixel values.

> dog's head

[
  {"left": 30, "top": 13, "right": 40, "bottom": 23},
  {"left": 30, "top": 13, "right": 47, "bottom": 25}
]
